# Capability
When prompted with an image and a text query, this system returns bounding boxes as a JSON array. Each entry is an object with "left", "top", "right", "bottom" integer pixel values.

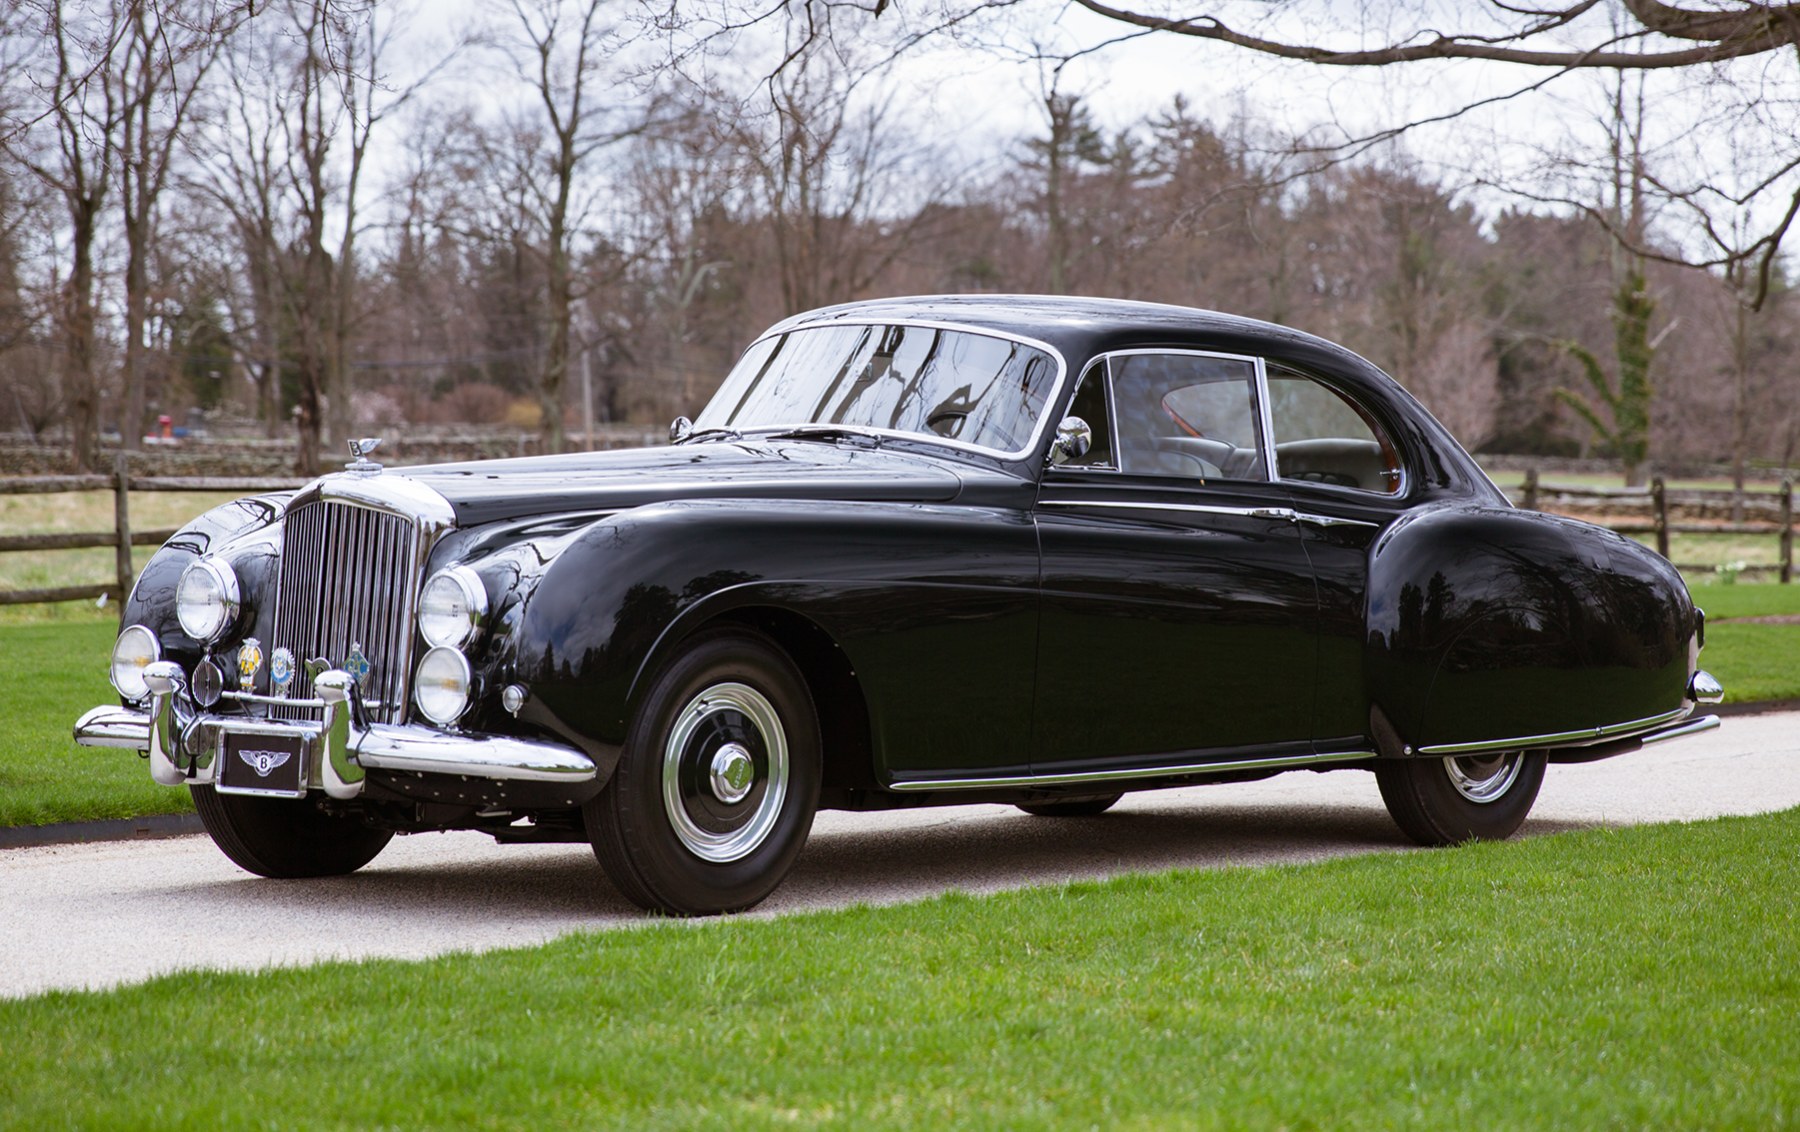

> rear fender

[{"left": 1367, "top": 506, "right": 1694, "bottom": 752}]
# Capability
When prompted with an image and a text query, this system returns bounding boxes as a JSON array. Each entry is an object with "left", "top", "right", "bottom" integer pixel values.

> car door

[
  {"left": 1031, "top": 349, "right": 1323, "bottom": 775},
  {"left": 1259, "top": 364, "right": 1412, "bottom": 752}
]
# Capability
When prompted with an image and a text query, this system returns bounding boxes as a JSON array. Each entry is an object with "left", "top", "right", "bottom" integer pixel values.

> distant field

[
  {"left": 0, "top": 490, "right": 238, "bottom": 626},
  {"left": 1486, "top": 469, "right": 1786, "bottom": 493}
]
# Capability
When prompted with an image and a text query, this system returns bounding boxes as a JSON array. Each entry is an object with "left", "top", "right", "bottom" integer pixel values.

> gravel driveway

[{"left": 4, "top": 711, "right": 1796, "bottom": 1000}]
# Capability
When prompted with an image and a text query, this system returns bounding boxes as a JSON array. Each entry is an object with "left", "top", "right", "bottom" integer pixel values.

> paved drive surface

[{"left": 4, "top": 711, "right": 1796, "bottom": 999}]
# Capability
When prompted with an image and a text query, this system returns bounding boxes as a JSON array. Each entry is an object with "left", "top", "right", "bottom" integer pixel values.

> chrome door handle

[{"left": 1248, "top": 507, "right": 1296, "bottom": 521}]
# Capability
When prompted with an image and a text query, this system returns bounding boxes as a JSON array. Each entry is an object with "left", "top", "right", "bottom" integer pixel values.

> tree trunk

[
  {"left": 64, "top": 204, "right": 101, "bottom": 473},
  {"left": 541, "top": 221, "right": 570, "bottom": 454}
]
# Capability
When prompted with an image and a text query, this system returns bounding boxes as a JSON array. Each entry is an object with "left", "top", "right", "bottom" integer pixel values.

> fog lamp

[
  {"left": 109, "top": 625, "right": 162, "bottom": 702},
  {"left": 414, "top": 646, "right": 473, "bottom": 726}
]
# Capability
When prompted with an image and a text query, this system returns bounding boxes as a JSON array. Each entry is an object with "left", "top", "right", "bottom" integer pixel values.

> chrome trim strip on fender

[
  {"left": 1037, "top": 498, "right": 1381, "bottom": 528},
  {"left": 1040, "top": 499, "right": 1283, "bottom": 521},
  {"left": 1417, "top": 707, "right": 1691, "bottom": 757},
  {"left": 1292, "top": 511, "right": 1383, "bottom": 530},
  {"left": 1639, "top": 714, "right": 1720, "bottom": 745},
  {"left": 887, "top": 749, "right": 1374, "bottom": 793}
]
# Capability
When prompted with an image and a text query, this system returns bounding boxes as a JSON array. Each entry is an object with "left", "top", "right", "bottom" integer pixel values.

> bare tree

[
  {"left": 879, "top": 1, "right": 1800, "bottom": 307},
  {"left": 738, "top": 42, "right": 959, "bottom": 312},
  {"left": 503, "top": 0, "right": 651, "bottom": 453},
  {"left": 112, "top": 0, "right": 235, "bottom": 452},
  {"left": 3, "top": 2, "right": 126, "bottom": 471}
]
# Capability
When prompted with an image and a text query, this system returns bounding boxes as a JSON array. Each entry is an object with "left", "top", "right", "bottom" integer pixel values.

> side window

[
  {"left": 1110, "top": 353, "right": 1267, "bottom": 482},
  {"left": 1267, "top": 367, "right": 1403, "bottom": 495},
  {"left": 1060, "top": 362, "right": 1114, "bottom": 468}
]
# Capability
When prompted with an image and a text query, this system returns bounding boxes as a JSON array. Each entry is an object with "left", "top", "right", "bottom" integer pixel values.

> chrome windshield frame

[{"left": 697, "top": 318, "right": 1071, "bottom": 462}]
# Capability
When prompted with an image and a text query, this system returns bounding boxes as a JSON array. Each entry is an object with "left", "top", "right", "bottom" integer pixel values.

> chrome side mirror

[
  {"left": 669, "top": 416, "right": 693, "bottom": 444},
  {"left": 1051, "top": 416, "right": 1092, "bottom": 465}
]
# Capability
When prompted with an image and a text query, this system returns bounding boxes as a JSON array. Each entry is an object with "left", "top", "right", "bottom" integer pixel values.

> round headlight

[
  {"left": 414, "top": 646, "right": 473, "bottom": 726},
  {"left": 417, "top": 566, "right": 487, "bottom": 650},
  {"left": 176, "top": 558, "right": 240, "bottom": 643},
  {"left": 110, "top": 624, "right": 161, "bottom": 702}
]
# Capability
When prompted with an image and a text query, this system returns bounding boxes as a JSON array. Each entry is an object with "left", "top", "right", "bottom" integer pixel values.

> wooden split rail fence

[
  {"left": 4, "top": 457, "right": 1794, "bottom": 616},
  {"left": 1519, "top": 468, "right": 1795, "bottom": 583},
  {"left": 0, "top": 454, "right": 304, "bottom": 615}
]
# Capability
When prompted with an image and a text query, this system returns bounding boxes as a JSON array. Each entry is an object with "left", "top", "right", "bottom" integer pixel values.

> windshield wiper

[
  {"left": 763, "top": 425, "right": 882, "bottom": 447},
  {"left": 674, "top": 427, "right": 742, "bottom": 445}
]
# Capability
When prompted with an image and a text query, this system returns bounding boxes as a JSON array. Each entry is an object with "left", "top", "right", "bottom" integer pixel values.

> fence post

[
  {"left": 113, "top": 451, "right": 133, "bottom": 622},
  {"left": 1782, "top": 479, "right": 1794, "bottom": 585},
  {"left": 1652, "top": 476, "right": 1669, "bottom": 560},
  {"left": 1522, "top": 467, "right": 1539, "bottom": 511}
]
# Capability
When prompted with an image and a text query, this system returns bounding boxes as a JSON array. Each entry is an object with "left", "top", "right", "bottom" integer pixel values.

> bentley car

[{"left": 76, "top": 295, "right": 1725, "bottom": 915}]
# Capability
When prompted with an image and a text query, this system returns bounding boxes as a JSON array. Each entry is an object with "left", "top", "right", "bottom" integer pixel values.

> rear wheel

[
  {"left": 586, "top": 629, "right": 821, "bottom": 916},
  {"left": 1016, "top": 793, "right": 1122, "bottom": 818},
  {"left": 1374, "top": 751, "right": 1546, "bottom": 846},
  {"left": 190, "top": 785, "right": 393, "bottom": 878}
]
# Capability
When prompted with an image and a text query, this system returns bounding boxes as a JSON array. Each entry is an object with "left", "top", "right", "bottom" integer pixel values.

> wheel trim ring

[
  {"left": 662, "top": 682, "right": 789, "bottom": 863},
  {"left": 1443, "top": 752, "right": 1523, "bottom": 804}
]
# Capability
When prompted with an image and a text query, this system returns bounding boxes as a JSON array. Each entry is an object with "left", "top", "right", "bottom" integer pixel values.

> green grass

[
  {"left": 2, "top": 810, "right": 1797, "bottom": 1128},
  {"left": 1687, "top": 579, "right": 1800, "bottom": 620},
  {"left": 1694, "top": 624, "right": 1800, "bottom": 704},
  {"left": 1684, "top": 581, "right": 1800, "bottom": 703},
  {"left": 0, "top": 622, "right": 192, "bottom": 826}
]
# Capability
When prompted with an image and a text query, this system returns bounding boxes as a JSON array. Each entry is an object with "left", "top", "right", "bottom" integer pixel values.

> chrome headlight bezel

[
  {"left": 109, "top": 624, "right": 162, "bottom": 702},
  {"left": 175, "top": 557, "right": 241, "bottom": 644},
  {"left": 416, "top": 565, "right": 487, "bottom": 651},
  {"left": 413, "top": 646, "right": 473, "bottom": 726}
]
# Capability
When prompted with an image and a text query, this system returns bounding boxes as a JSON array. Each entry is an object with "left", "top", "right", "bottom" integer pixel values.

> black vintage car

[{"left": 77, "top": 295, "right": 1723, "bottom": 915}]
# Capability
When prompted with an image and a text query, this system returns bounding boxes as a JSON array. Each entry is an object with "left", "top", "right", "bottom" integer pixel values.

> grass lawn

[
  {"left": 1, "top": 809, "right": 1796, "bottom": 1128},
  {"left": 0, "top": 621, "right": 192, "bottom": 827},
  {"left": 1686, "top": 581, "right": 1800, "bottom": 704}
]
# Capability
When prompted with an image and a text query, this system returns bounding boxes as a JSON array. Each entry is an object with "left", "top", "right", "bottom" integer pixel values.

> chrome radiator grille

[{"left": 271, "top": 499, "right": 421, "bottom": 724}]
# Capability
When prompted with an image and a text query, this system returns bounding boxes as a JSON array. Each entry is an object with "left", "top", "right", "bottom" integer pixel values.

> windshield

[{"left": 695, "top": 323, "right": 1063, "bottom": 455}]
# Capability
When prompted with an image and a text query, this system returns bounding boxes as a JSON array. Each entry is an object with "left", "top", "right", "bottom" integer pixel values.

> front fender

[
  {"left": 121, "top": 494, "right": 292, "bottom": 667},
  {"left": 507, "top": 498, "right": 1040, "bottom": 775},
  {"left": 1367, "top": 506, "right": 1694, "bottom": 751}
]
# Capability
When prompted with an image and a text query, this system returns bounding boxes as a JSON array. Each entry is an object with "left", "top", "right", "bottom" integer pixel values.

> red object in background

[{"left": 157, "top": 414, "right": 172, "bottom": 439}]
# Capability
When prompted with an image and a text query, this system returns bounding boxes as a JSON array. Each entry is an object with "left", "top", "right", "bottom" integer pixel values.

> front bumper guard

[{"left": 73, "top": 661, "right": 596, "bottom": 800}]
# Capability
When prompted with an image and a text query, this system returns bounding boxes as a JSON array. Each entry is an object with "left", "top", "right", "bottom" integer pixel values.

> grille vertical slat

[{"left": 271, "top": 499, "right": 421, "bottom": 724}]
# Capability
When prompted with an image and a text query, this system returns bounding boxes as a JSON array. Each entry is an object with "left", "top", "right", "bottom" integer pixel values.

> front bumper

[{"left": 74, "top": 661, "right": 596, "bottom": 802}]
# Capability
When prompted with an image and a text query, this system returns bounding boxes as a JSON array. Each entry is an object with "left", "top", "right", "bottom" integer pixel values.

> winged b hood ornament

[{"left": 345, "top": 437, "right": 384, "bottom": 476}]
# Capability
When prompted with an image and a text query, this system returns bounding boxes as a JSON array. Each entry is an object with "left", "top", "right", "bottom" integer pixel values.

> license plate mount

[{"left": 217, "top": 728, "right": 309, "bottom": 798}]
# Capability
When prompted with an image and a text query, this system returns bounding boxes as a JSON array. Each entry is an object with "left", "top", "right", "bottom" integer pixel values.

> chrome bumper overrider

[{"left": 72, "top": 661, "right": 595, "bottom": 799}]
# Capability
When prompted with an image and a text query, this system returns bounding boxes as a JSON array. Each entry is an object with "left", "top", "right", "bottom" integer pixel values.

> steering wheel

[
  {"left": 925, "top": 409, "right": 967, "bottom": 437},
  {"left": 1153, "top": 435, "right": 1236, "bottom": 476}
]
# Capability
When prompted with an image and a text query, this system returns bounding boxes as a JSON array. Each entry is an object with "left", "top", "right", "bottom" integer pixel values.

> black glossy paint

[{"left": 119, "top": 295, "right": 1704, "bottom": 827}]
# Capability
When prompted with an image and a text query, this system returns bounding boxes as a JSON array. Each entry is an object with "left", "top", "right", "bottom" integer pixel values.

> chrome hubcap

[
  {"left": 709, "top": 743, "right": 756, "bottom": 804},
  {"left": 662, "top": 682, "right": 788, "bottom": 863},
  {"left": 1443, "top": 752, "right": 1523, "bottom": 804}
]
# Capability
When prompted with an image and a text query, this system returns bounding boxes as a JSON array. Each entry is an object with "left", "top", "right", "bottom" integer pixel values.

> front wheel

[
  {"left": 1374, "top": 751, "right": 1546, "bottom": 846},
  {"left": 586, "top": 629, "right": 821, "bottom": 916},
  {"left": 190, "top": 785, "right": 393, "bottom": 878}
]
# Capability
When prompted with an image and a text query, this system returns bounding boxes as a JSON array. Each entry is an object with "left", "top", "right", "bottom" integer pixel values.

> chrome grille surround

[{"left": 269, "top": 475, "right": 456, "bottom": 725}]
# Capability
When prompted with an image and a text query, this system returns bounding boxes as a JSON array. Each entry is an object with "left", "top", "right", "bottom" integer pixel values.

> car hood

[{"left": 393, "top": 440, "right": 969, "bottom": 526}]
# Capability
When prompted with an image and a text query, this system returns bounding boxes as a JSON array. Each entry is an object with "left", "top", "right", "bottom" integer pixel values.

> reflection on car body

[{"left": 76, "top": 295, "right": 1724, "bottom": 915}]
